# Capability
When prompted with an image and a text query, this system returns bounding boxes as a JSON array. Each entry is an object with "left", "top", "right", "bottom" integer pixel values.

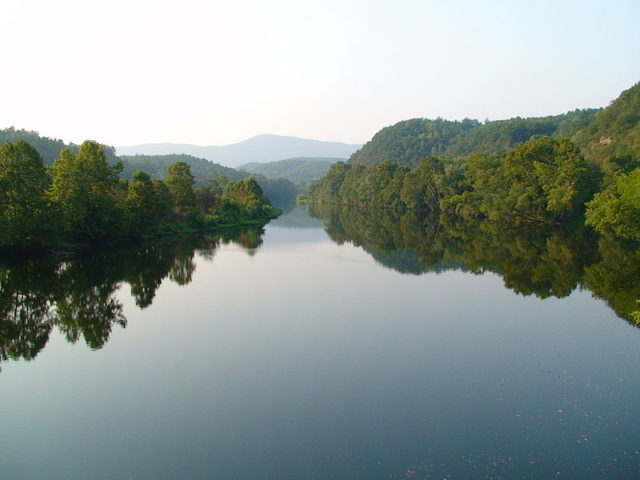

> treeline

[
  {"left": 310, "top": 82, "right": 640, "bottom": 238},
  {"left": 120, "top": 153, "right": 300, "bottom": 205},
  {"left": 0, "top": 140, "right": 279, "bottom": 249},
  {"left": 0, "top": 129, "right": 301, "bottom": 205},
  {"left": 311, "top": 137, "right": 602, "bottom": 224}
]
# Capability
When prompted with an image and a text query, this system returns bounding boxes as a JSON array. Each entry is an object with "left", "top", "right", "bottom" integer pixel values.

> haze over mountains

[{"left": 116, "top": 134, "right": 362, "bottom": 168}]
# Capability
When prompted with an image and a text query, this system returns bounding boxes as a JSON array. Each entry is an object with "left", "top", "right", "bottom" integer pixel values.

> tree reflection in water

[
  {"left": 0, "top": 226, "right": 265, "bottom": 369},
  {"left": 310, "top": 204, "right": 640, "bottom": 324},
  {"left": 3, "top": 206, "right": 640, "bottom": 371}
]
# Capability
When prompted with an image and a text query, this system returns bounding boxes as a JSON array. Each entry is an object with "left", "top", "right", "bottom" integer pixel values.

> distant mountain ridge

[{"left": 117, "top": 134, "right": 362, "bottom": 168}]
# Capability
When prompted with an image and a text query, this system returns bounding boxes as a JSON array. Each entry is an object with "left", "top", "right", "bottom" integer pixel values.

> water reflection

[
  {"left": 3, "top": 205, "right": 640, "bottom": 370},
  {"left": 0, "top": 227, "right": 265, "bottom": 368},
  {"left": 309, "top": 204, "right": 640, "bottom": 324}
]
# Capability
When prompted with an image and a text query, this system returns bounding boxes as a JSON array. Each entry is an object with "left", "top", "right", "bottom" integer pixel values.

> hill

[
  {"left": 117, "top": 134, "right": 361, "bottom": 168},
  {"left": 348, "top": 110, "right": 601, "bottom": 168},
  {"left": 238, "top": 157, "right": 340, "bottom": 188},
  {"left": 119, "top": 153, "right": 245, "bottom": 181},
  {"left": 573, "top": 82, "right": 640, "bottom": 170},
  {"left": 350, "top": 118, "right": 480, "bottom": 167},
  {"left": 120, "top": 153, "right": 300, "bottom": 206}
]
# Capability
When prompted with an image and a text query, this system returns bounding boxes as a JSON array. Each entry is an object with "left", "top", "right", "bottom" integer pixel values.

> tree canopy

[{"left": 0, "top": 140, "right": 280, "bottom": 249}]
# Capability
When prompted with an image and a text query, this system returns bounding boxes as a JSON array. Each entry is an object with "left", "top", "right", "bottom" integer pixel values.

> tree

[
  {"left": 125, "top": 170, "right": 160, "bottom": 235},
  {"left": 585, "top": 168, "right": 640, "bottom": 241},
  {"left": 48, "top": 140, "right": 123, "bottom": 241},
  {"left": 166, "top": 161, "right": 195, "bottom": 213},
  {"left": 502, "top": 137, "right": 598, "bottom": 222},
  {"left": 223, "top": 177, "right": 274, "bottom": 218},
  {"left": 0, "top": 141, "right": 51, "bottom": 246},
  {"left": 153, "top": 180, "right": 173, "bottom": 219},
  {"left": 400, "top": 157, "right": 447, "bottom": 211}
]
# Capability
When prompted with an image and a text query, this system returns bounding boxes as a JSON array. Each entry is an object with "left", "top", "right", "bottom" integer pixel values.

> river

[{"left": 1, "top": 206, "right": 639, "bottom": 479}]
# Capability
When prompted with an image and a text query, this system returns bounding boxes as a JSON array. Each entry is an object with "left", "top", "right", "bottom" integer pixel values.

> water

[{"left": 1, "top": 207, "right": 639, "bottom": 479}]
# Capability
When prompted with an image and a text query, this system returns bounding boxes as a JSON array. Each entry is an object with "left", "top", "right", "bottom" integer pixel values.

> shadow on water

[
  {"left": 0, "top": 226, "right": 265, "bottom": 369},
  {"left": 309, "top": 203, "right": 640, "bottom": 325}
]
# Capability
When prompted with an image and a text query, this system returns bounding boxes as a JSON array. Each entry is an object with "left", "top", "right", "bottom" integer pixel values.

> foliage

[
  {"left": 47, "top": 141, "right": 123, "bottom": 242},
  {"left": 120, "top": 153, "right": 244, "bottom": 182},
  {"left": 500, "top": 137, "right": 599, "bottom": 221},
  {"left": 124, "top": 171, "right": 167, "bottom": 234},
  {"left": 239, "top": 157, "right": 339, "bottom": 188},
  {"left": 314, "top": 81, "right": 637, "bottom": 236},
  {"left": 585, "top": 168, "right": 640, "bottom": 241},
  {"left": 121, "top": 153, "right": 299, "bottom": 204},
  {"left": 573, "top": 82, "right": 640, "bottom": 176},
  {"left": 0, "top": 127, "right": 119, "bottom": 165},
  {"left": 166, "top": 161, "right": 196, "bottom": 213},
  {"left": 312, "top": 137, "right": 599, "bottom": 224},
  {"left": 348, "top": 111, "right": 602, "bottom": 168},
  {"left": 0, "top": 141, "right": 51, "bottom": 246},
  {"left": 0, "top": 139, "right": 280, "bottom": 249},
  {"left": 223, "top": 177, "right": 279, "bottom": 219},
  {"left": 250, "top": 175, "right": 299, "bottom": 206},
  {"left": 350, "top": 118, "right": 480, "bottom": 167},
  {"left": 445, "top": 111, "right": 600, "bottom": 157}
]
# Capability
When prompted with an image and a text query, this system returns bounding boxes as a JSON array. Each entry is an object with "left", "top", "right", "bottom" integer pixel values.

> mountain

[
  {"left": 238, "top": 157, "right": 340, "bottom": 187},
  {"left": 117, "top": 134, "right": 362, "bottom": 168}
]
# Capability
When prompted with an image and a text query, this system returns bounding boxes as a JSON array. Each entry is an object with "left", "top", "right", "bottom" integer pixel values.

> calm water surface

[{"left": 1, "top": 207, "right": 639, "bottom": 479}]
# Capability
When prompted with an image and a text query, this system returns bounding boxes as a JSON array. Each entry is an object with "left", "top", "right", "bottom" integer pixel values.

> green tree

[
  {"left": 400, "top": 156, "right": 447, "bottom": 211},
  {"left": 0, "top": 141, "right": 51, "bottom": 246},
  {"left": 48, "top": 141, "right": 123, "bottom": 241},
  {"left": 166, "top": 161, "right": 195, "bottom": 213},
  {"left": 223, "top": 177, "right": 275, "bottom": 218},
  {"left": 504, "top": 137, "right": 597, "bottom": 221},
  {"left": 153, "top": 180, "right": 173, "bottom": 219},
  {"left": 125, "top": 171, "right": 160, "bottom": 235},
  {"left": 585, "top": 168, "right": 640, "bottom": 241}
]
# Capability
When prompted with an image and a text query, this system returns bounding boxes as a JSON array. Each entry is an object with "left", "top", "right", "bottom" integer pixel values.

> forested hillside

[
  {"left": 311, "top": 81, "right": 640, "bottom": 240},
  {"left": 349, "top": 110, "right": 600, "bottom": 167},
  {"left": 120, "top": 154, "right": 244, "bottom": 181},
  {"left": 239, "top": 157, "right": 339, "bottom": 187},
  {"left": 0, "top": 127, "right": 119, "bottom": 164},
  {"left": 350, "top": 118, "right": 479, "bottom": 167},
  {"left": 311, "top": 137, "right": 599, "bottom": 224},
  {"left": 573, "top": 82, "right": 640, "bottom": 172}
]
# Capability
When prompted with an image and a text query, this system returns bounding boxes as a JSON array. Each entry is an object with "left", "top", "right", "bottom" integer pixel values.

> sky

[{"left": 1, "top": 0, "right": 639, "bottom": 147}]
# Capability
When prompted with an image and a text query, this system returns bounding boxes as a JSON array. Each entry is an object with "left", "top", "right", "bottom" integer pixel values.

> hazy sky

[{"left": 2, "top": 0, "right": 638, "bottom": 147}]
